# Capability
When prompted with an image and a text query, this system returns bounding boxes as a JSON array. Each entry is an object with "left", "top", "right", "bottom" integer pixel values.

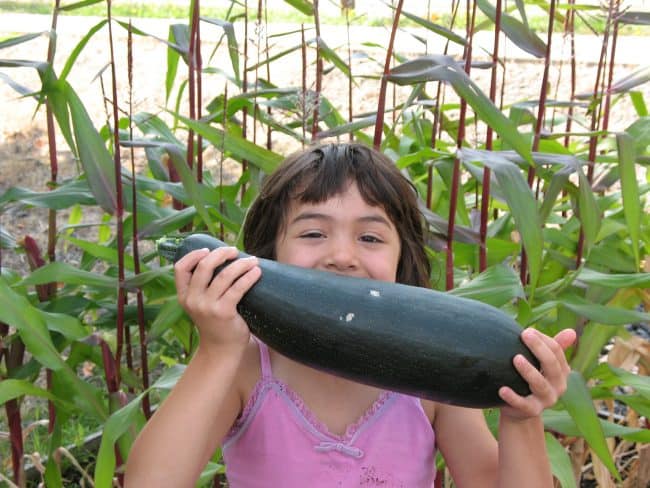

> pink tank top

[{"left": 222, "top": 340, "right": 436, "bottom": 487}]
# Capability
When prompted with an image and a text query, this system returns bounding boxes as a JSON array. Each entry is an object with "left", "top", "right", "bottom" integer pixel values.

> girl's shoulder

[{"left": 419, "top": 398, "right": 436, "bottom": 423}]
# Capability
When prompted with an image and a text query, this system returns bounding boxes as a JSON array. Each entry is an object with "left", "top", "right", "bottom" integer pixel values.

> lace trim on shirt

[{"left": 226, "top": 375, "right": 395, "bottom": 443}]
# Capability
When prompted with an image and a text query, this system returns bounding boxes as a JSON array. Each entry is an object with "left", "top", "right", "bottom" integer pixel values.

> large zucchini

[{"left": 158, "top": 233, "right": 537, "bottom": 408}]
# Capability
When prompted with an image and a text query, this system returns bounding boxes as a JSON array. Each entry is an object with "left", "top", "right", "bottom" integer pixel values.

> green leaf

[
  {"left": 570, "top": 323, "right": 619, "bottom": 376},
  {"left": 399, "top": 9, "right": 467, "bottom": 46},
  {"left": 389, "top": 60, "right": 533, "bottom": 166},
  {"left": 0, "top": 180, "right": 95, "bottom": 209},
  {"left": 0, "top": 279, "right": 107, "bottom": 418},
  {"left": 283, "top": 0, "right": 314, "bottom": 16},
  {"left": 64, "top": 81, "right": 117, "bottom": 214},
  {"left": 0, "top": 31, "right": 48, "bottom": 49},
  {"left": 477, "top": 0, "right": 547, "bottom": 58},
  {"left": 475, "top": 153, "right": 542, "bottom": 292},
  {"left": 94, "top": 365, "right": 186, "bottom": 486},
  {"left": 559, "top": 295, "right": 650, "bottom": 325},
  {"left": 165, "top": 25, "right": 182, "bottom": 103},
  {"left": 545, "top": 432, "right": 576, "bottom": 488},
  {"left": 18, "top": 262, "right": 116, "bottom": 290},
  {"left": 576, "top": 167, "right": 601, "bottom": 256},
  {"left": 148, "top": 298, "right": 185, "bottom": 340},
  {"left": 201, "top": 18, "right": 240, "bottom": 85},
  {"left": 0, "top": 379, "right": 74, "bottom": 411},
  {"left": 58, "top": 0, "right": 103, "bottom": 11},
  {"left": 577, "top": 268, "right": 650, "bottom": 288},
  {"left": 544, "top": 409, "right": 650, "bottom": 443},
  {"left": 561, "top": 371, "right": 620, "bottom": 479},
  {"left": 94, "top": 397, "right": 144, "bottom": 487},
  {"left": 42, "top": 311, "right": 88, "bottom": 340},
  {"left": 59, "top": 20, "right": 108, "bottom": 81},
  {"left": 177, "top": 114, "right": 283, "bottom": 173},
  {"left": 316, "top": 37, "right": 351, "bottom": 79},
  {"left": 617, "top": 133, "right": 641, "bottom": 268},
  {"left": 625, "top": 116, "right": 650, "bottom": 152},
  {"left": 450, "top": 265, "right": 524, "bottom": 307}
]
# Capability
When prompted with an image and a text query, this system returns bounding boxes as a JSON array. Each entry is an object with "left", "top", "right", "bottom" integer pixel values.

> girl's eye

[
  {"left": 300, "top": 231, "right": 324, "bottom": 239},
  {"left": 360, "top": 235, "right": 382, "bottom": 243}
]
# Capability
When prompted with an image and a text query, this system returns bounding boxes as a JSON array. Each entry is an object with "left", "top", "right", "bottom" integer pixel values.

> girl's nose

[{"left": 324, "top": 239, "right": 359, "bottom": 272}]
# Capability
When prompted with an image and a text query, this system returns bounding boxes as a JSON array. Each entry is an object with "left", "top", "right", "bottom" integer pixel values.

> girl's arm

[
  {"left": 495, "top": 327, "right": 576, "bottom": 487},
  {"left": 434, "top": 328, "right": 575, "bottom": 488},
  {"left": 124, "top": 247, "right": 262, "bottom": 487}
]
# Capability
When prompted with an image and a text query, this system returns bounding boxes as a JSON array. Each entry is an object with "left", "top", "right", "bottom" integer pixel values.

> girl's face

[{"left": 275, "top": 182, "right": 401, "bottom": 282}]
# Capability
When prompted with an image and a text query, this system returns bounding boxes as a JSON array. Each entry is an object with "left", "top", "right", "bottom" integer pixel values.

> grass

[{"left": 1, "top": 0, "right": 648, "bottom": 35}]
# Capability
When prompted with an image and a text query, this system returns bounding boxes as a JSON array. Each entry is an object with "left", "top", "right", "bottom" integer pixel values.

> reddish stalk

[
  {"left": 428, "top": 0, "right": 461, "bottom": 209},
  {"left": 240, "top": 0, "right": 249, "bottom": 197},
  {"left": 10, "top": 236, "right": 56, "bottom": 484},
  {"left": 520, "top": 0, "right": 556, "bottom": 285},
  {"left": 301, "top": 24, "right": 307, "bottom": 146},
  {"left": 107, "top": 0, "right": 126, "bottom": 392},
  {"left": 0, "top": 323, "right": 23, "bottom": 486},
  {"left": 127, "top": 21, "right": 150, "bottom": 418},
  {"left": 311, "top": 0, "right": 323, "bottom": 141},
  {"left": 187, "top": 0, "right": 199, "bottom": 172},
  {"left": 601, "top": 1, "right": 621, "bottom": 135},
  {"left": 446, "top": 0, "right": 477, "bottom": 290},
  {"left": 264, "top": 2, "right": 272, "bottom": 150},
  {"left": 46, "top": 0, "right": 61, "bottom": 265},
  {"left": 577, "top": 0, "right": 615, "bottom": 266},
  {"left": 562, "top": 0, "right": 577, "bottom": 218},
  {"left": 196, "top": 3, "right": 204, "bottom": 182},
  {"left": 345, "top": 3, "right": 353, "bottom": 141},
  {"left": 479, "top": 0, "right": 502, "bottom": 272},
  {"left": 373, "top": 0, "right": 404, "bottom": 150}
]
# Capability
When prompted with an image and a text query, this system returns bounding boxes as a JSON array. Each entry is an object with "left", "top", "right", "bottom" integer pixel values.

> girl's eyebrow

[{"left": 290, "top": 211, "right": 393, "bottom": 228}]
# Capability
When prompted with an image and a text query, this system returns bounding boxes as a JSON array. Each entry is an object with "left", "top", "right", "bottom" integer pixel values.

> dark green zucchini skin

[{"left": 162, "top": 233, "right": 538, "bottom": 408}]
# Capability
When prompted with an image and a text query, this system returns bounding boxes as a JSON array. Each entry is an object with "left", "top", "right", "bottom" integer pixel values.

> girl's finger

[
  {"left": 204, "top": 255, "right": 260, "bottom": 302},
  {"left": 174, "top": 248, "right": 210, "bottom": 299},
  {"left": 186, "top": 247, "right": 240, "bottom": 297},
  {"left": 521, "top": 329, "right": 563, "bottom": 383},
  {"left": 513, "top": 353, "right": 555, "bottom": 401}
]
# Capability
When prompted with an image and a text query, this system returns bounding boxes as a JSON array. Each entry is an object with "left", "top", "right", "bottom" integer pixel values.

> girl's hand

[
  {"left": 498, "top": 328, "right": 576, "bottom": 420},
  {"left": 174, "top": 247, "right": 262, "bottom": 352}
]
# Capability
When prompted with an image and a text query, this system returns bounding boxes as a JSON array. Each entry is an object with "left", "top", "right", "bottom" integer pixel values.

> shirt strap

[{"left": 255, "top": 337, "right": 273, "bottom": 379}]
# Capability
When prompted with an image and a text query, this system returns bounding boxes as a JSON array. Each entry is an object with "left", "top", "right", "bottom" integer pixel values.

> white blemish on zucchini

[
  {"left": 345, "top": 313, "right": 355, "bottom": 322},
  {"left": 369, "top": 290, "right": 380, "bottom": 297}
]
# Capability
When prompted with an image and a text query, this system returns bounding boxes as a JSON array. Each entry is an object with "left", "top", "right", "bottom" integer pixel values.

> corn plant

[{"left": 1, "top": 0, "right": 649, "bottom": 486}]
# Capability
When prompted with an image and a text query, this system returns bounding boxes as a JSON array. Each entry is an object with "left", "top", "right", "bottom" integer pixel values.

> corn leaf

[
  {"left": 449, "top": 264, "right": 525, "bottom": 307},
  {"left": 544, "top": 409, "right": 650, "bottom": 443},
  {"left": 0, "top": 31, "right": 48, "bottom": 49},
  {"left": 19, "top": 262, "right": 116, "bottom": 290},
  {"left": 389, "top": 59, "right": 533, "bottom": 165},
  {"left": 0, "top": 379, "right": 75, "bottom": 411},
  {"left": 476, "top": 152, "right": 543, "bottom": 292},
  {"left": 0, "top": 278, "right": 107, "bottom": 418},
  {"left": 201, "top": 18, "right": 240, "bottom": 85},
  {"left": 283, "top": 0, "right": 314, "bottom": 16},
  {"left": 477, "top": 0, "right": 547, "bottom": 58},
  {"left": 576, "top": 168, "right": 601, "bottom": 255},
  {"left": 59, "top": 20, "right": 107, "bottom": 81},
  {"left": 399, "top": 9, "right": 467, "bottom": 46},
  {"left": 616, "top": 133, "right": 641, "bottom": 268},
  {"left": 577, "top": 268, "right": 650, "bottom": 288},
  {"left": 177, "top": 114, "right": 283, "bottom": 173},
  {"left": 545, "top": 432, "right": 577, "bottom": 488},
  {"left": 64, "top": 81, "right": 118, "bottom": 214},
  {"left": 561, "top": 371, "right": 620, "bottom": 479}
]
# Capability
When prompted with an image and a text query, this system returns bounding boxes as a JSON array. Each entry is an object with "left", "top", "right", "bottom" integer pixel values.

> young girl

[{"left": 125, "top": 142, "right": 576, "bottom": 487}]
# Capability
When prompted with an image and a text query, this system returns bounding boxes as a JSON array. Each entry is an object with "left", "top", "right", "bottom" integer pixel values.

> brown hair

[{"left": 242, "top": 143, "right": 431, "bottom": 288}]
